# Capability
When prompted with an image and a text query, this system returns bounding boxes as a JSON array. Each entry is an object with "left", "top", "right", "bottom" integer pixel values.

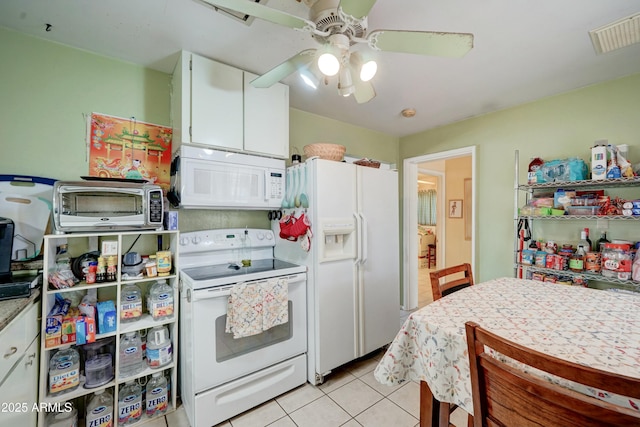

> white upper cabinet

[
  {"left": 191, "top": 54, "right": 244, "bottom": 150},
  {"left": 171, "top": 51, "right": 289, "bottom": 159},
  {"left": 243, "top": 72, "right": 289, "bottom": 159}
]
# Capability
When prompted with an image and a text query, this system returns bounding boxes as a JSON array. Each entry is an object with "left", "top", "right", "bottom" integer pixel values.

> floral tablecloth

[{"left": 374, "top": 277, "right": 640, "bottom": 415}]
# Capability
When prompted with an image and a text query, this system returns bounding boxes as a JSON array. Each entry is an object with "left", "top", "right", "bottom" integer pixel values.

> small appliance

[
  {"left": 0, "top": 217, "right": 36, "bottom": 300},
  {"left": 53, "top": 180, "right": 163, "bottom": 233}
]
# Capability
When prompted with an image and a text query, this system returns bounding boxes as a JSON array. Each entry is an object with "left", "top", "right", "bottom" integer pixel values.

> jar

[
  {"left": 584, "top": 252, "right": 602, "bottom": 273},
  {"left": 601, "top": 243, "right": 632, "bottom": 279},
  {"left": 569, "top": 252, "right": 585, "bottom": 272}
]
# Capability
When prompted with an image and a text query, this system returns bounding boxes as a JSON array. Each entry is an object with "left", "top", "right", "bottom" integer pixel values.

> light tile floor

[
  {"left": 162, "top": 265, "right": 459, "bottom": 427},
  {"left": 163, "top": 351, "right": 468, "bottom": 427}
]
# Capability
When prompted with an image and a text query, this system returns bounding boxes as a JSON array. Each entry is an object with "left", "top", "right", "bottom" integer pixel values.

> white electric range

[{"left": 178, "top": 228, "right": 307, "bottom": 427}]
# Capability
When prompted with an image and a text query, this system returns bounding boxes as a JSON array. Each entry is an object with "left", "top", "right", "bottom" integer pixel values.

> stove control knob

[
  {"left": 180, "top": 237, "right": 190, "bottom": 246},
  {"left": 256, "top": 232, "right": 265, "bottom": 240},
  {"left": 191, "top": 236, "right": 202, "bottom": 245}
]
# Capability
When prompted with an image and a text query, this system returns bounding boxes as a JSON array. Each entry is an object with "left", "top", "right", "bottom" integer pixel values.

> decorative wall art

[
  {"left": 87, "top": 113, "right": 172, "bottom": 191},
  {"left": 449, "top": 199, "right": 463, "bottom": 218}
]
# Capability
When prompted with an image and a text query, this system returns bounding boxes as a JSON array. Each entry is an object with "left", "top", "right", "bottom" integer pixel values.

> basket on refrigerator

[
  {"left": 303, "top": 143, "right": 346, "bottom": 161},
  {"left": 353, "top": 158, "right": 381, "bottom": 168}
]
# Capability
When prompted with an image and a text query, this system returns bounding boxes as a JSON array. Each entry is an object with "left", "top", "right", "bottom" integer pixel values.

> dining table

[{"left": 373, "top": 277, "right": 640, "bottom": 427}]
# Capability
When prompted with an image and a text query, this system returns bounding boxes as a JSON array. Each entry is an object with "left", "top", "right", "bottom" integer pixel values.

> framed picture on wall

[{"left": 449, "top": 199, "right": 463, "bottom": 218}]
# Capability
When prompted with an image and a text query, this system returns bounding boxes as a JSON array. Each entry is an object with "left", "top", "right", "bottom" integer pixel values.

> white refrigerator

[{"left": 274, "top": 158, "right": 400, "bottom": 385}]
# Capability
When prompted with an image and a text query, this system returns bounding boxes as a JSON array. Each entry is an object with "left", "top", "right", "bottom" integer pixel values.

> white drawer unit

[
  {"left": 0, "top": 299, "right": 40, "bottom": 427},
  {"left": 0, "top": 300, "right": 39, "bottom": 381}
]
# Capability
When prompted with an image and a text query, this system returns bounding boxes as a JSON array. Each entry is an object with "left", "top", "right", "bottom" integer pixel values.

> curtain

[{"left": 418, "top": 190, "right": 437, "bottom": 225}]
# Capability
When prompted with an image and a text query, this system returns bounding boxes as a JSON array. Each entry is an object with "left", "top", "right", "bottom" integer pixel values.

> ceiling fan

[{"left": 198, "top": 0, "right": 474, "bottom": 103}]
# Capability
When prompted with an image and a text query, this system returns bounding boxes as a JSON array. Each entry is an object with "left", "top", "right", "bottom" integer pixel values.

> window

[{"left": 418, "top": 190, "right": 437, "bottom": 225}]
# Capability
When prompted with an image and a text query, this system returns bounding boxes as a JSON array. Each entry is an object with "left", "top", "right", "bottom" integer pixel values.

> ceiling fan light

[
  {"left": 318, "top": 53, "right": 340, "bottom": 76},
  {"left": 359, "top": 60, "right": 377, "bottom": 82}
]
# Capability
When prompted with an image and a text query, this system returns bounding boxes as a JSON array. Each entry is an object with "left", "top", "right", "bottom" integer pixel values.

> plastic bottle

[
  {"left": 119, "top": 332, "right": 144, "bottom": 377},
  {"left": 148, "top": 279, "right": 174, "bottom": 321},
  {"left": 241, "top": 229, "right": 252, "bottom": 267},
  {"left": 49, "top": 346, "right": 80, "bottom": 395},
  {"left": 146, "top": 372, "right": 169, "bottom": 417},
  {"left": 118, "top": 381, "right": 142, "bottom": 426},
  {"left": 577, "top": 230, "right": 590, "bottom": 253},
  {"left": 146, "top": 326, "right": 172, "bottom": 368},
  {"left": 86, "top": 389, "right": 113, "bottom": 427},
  {"left": 120, "top": 284, "right": 142, "bottom": 323}
]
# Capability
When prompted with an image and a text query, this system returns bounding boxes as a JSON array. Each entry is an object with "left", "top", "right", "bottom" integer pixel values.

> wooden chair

[
  {"left": 429, "top": 263, "right": 475, "bottom": 427},
  {"left": 427, "top": 243, "right": 436, "bottom": 268},
  {"left": 465, "top": 321, "right": 640, "bottom": 427},
  {"left": 429, "top": 263, "right": 474, "bottom": 301}
]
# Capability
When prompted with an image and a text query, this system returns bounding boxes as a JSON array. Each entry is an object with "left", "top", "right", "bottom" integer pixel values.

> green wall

[
  {"left": 400, "top": 73, "right": 640, "bottom": 283},
  {"left": 0, "top": 27, "right": 398, "bottom": 233},
  {"left": 0, "top": 27, "right": 171, "bottom": 179}
]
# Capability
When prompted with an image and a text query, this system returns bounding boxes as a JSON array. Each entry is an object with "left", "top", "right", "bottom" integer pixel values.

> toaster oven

[{"left": 53, "top": 181, "right": 163, "bottom": 233}]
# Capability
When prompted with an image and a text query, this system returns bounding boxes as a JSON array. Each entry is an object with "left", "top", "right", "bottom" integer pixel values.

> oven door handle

[{"left": 191, "top": 273, "right": 307, "bottom": 301}]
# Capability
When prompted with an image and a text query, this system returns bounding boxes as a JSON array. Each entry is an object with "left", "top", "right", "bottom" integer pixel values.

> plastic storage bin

[
  {"left": 84, "top": 354, "right": 114, "bottom": 388},
  {"left": 566, "top": 206, "right": 600, "bottom": 216}
]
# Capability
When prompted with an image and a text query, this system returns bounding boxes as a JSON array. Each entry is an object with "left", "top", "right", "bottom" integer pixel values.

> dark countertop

[{"left": 0, "top": 288, "right": 40, "bottom": 332}]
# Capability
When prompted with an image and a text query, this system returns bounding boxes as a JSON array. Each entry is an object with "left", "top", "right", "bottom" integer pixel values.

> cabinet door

[
  {"left": 243, "top": 72, "right": 289, "bottom": 159},
  {"left": 191, "top": 54, "right": 243, "bottom": 150},
  {"left": 0, "top": 336, "right": 39, "bottom": 427},
  {"left": 171, "top": 51, "right": 190, "bottom": 147}
]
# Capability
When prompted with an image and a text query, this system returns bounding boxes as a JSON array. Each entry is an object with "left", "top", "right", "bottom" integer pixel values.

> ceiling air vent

[
  {"left": 589, "top": 13, "right": 640, "bottom": 54},
  {"left": 199, "top": 0, "right": 268, "bottom": 25}
]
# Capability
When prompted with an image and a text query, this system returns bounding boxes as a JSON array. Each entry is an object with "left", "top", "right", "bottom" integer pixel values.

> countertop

[{"left": 0, "top": 288, "right": 40, "bottom": 332}]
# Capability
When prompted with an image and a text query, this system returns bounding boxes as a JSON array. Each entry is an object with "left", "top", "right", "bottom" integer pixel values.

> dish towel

[
  {"left": 262, "top": 278, "right": 289, "bottom": 331},
  {"left": 225, "top": 278, "right": 289, "bottom": 339}
]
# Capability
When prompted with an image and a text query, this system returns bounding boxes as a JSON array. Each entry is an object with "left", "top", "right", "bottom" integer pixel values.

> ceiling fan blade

[
  {"left": 368, "top": 30, "right": 474, "bottom": 58},
  {"left": 198, "top": 0, "right": 315, "bottom": 30},
  {"left": 353, "top": 79, "right": 376, "bottom": 104},
  {"left": 338, "top": 0, "right": 377, "bottom": 19},
  {"left": 251, "top": 49, "right": 317, "bottom": 88}
]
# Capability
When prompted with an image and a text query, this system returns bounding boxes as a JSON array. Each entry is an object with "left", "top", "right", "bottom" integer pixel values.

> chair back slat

[
  {"left": 466, "top": 321, "right": 640, "bottom": 427},
  {"left": 429, "top": 263, "right": 474, "bottom": 300}
]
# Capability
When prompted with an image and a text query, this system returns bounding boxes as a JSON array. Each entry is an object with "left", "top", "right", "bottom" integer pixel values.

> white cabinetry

[
  {"left": 171, "top": 51, "right": 289, "bottom": 159},
  {"left": 0, "top": 300, "right": 39, "bottom": 427},
  {"left": 37, "top": 230, "right": 179, "bottom": 427}
]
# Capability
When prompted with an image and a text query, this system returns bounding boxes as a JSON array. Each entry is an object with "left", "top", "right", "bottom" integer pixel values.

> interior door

[{"left": 357, "top": 166, "right": 400, "bottom": 356}]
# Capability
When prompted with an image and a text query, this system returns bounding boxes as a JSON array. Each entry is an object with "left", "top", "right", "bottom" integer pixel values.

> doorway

[{"left": 402, "top": 146, "right": 476, "bottom": 310}]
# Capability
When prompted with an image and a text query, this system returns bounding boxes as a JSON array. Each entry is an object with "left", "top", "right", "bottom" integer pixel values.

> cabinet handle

[{"left": 3, "top": 347, "right": 18, "bottom": 358}]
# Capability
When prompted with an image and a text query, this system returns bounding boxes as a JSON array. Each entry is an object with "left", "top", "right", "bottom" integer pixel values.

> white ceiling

[{"left": 1, "top": 0, "right": 639, "bottom": 137}]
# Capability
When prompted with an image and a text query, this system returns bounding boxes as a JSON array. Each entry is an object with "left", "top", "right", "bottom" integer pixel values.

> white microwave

[
  {"left": 53, "top": 181, "right": 164, "bottom": 233},
  {"left": 172, "top": 146, "right": 285, "bottom": 209}
]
